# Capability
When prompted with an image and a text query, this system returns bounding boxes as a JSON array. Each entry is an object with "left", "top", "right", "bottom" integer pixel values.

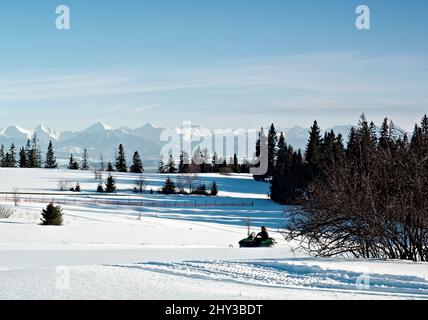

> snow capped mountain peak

[
  {"left": 141, "top": 123, "right": 159, "bottom": 129},
  {"left": 35, "top": 125, "right": 61, "bottom": 141},
  {"left": 0, "top": 125, "right": 33, "bottom": 139},
  {"left": 84, "top": 122, "right": 114, "bottom": 133}
]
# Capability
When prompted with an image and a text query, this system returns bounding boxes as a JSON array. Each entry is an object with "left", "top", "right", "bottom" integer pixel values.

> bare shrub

[
  {"left": 134, "top": 177, "right": 146, "bottom": 193},
  {"left": 0, "top": 206, "right": 14, "bottom": 219},
  {"left": 284, "top": 147, "right": 428, "bottom": 262},
  {"left": 58, "top": 180, "right": 72, "bottom": 192}
]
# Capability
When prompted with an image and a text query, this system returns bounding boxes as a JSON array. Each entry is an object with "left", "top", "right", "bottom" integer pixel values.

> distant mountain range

[{"left": 0, "top": 122, "right": 363, "bottom": 168}]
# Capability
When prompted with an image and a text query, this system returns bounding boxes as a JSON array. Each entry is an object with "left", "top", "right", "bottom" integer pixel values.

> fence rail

[{"left": 0, "top": 193, "right": 255, "bottom": 208}]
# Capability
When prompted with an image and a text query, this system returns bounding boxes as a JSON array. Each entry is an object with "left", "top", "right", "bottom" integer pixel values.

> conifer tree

[
  {"left": 210, "top": 181, "right": 218, "bottom": 196},
  {"left": 31, "top": 133, "right": 42, "bottom": 168},
  {"left": 97, "top": 184, "right": 104, "bottom": 193},
  {"left": 81, "top": 148, "right": 89, "bottom": 170},
  {"left": 195, "top": 183, "right": 208, "bottom": 195},
  {"left": 105, "top": 175, "right": 117, "bottom": 193},
  {"left": 275, "top": 132, "right": 287, "bottom": 176},
  {"left": 44, "top": 140, "right": 57, "bottom": 169},
  {"left": 106, "top": 161, "right": 114, "bottom": 172},
  {"left": 115, "top": 144, "right": 127, "bottom": 172},
  {"left": 4, "top": 143, "right": 17, "bottom": 167},
  {"left": 160, "top": 177, "right": 176, "bottom": 194},
  {"left": 130, "top": 151, "right": 144, "bottom": 173},
  {"left": 0, "top": 145, "right": 4, "bottom": 167},
  {"left": 19, "top": 147, "right": 27, "bottom": 168},
  {"left": 40, "top": 203, "right": 63, "bottom": 226},
  {"left": 179, "top": 151, "right": 190, "bottom": 173},
  {"left": 167, "top": 154, "right": 177, "bottom": 173},
  {"left": 267, "top": 124, "right": 278, "bottom": 178},
  {"left": 305, "top": 120, "right": 321, "bottom": 175},
  {"left": 158, "top": 154, "right": 166, "bottom": 173},
  {"left": 68, "top": 154, "right": 79, "bottom": 170}
]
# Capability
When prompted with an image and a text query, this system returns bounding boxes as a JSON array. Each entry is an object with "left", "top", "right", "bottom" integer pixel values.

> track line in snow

[{"left": 112, "top": 260, "right": 428, "bottom": 299}]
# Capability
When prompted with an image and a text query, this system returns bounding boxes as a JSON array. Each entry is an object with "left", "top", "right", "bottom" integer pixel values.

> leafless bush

[
  {"left": 184, "top": 171, "right": 198, "bottom": 194},
  {"left": 94, "top": 169, "right": 103, "bottom": 180},
  {"left": 58, "top": 180, "right": 72, "bottom": 192},
  {"left": 284, "top": 150, "right": 428, "bottom": 261},
  {"left": 0, "top": 206, "right": 14, "bottom": 219},
  {"left": 134, "top": 177, "right": 146, "bottom": 193}
]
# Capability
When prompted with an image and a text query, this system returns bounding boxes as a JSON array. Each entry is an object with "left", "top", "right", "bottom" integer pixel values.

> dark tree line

[
  {"left": 67, "top": 144, "right": 144, "bottom": 173},
  {"left": 1, "top": 135, "right": 55, "bottom": 169},
  {"left": 159, "top": 177, "right": 218, "bottom": 196},
  {"left": 269, "top": 114, "right": 428, "bottom": 261},
  {"left": 158, "top": 146, "right": 252, "bottom": 175}
]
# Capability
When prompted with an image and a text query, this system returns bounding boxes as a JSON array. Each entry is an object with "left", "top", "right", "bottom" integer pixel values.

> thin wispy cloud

[
  {"left": 0, "top": 52, "right": 427, "bottom": 131},
  {"left": 0, "top": 52, "right": 427, "bottom": 103}
]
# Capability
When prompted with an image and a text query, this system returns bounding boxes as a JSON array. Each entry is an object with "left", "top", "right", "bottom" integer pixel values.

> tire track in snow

[{"left": 112, "top": 260, "right": 428, "bottom": 299}]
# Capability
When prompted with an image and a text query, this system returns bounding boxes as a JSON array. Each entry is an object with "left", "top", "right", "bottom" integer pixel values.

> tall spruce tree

[
  {"left": 115, "top": 144, "right": 127, "bottom": 172},
  {"left": 305, "top": 120, "right": 321, "bottom": 175},
  {"left": 105, "top": 175, "right": 117, "bottom": 193},
  {"left": 31, "top": 133, "right": 42, "bottom": 168},
  {"left": 267, "top": 124, "right": 277, "bottom": 178},
  {"left": 44, "top": 140, "right": 57, "bottom": 169},
  {"left": 158, "top": 155, "right": 166, "bottom": 173},
  {"left": 210, "top": 181, "right": 218, "bottom": 196},
  {"left": 130, "top": 151, "right": 144, "bottom": 173},
  {"left": 167, "top": 154, "right": 177, "bottom": 173},
  {"left": 0, "top": 145, "right": 4, "bottom": 167},
  {"left": 68, "top": 154, "right": 79, "bottom": 170},
  {"left": 275, "top": 132, "right": 287, "bottom": 176},
  {"left": 4, "top": 143, "right": 17, "bottom": 167},
  {"left": 81, "top": 148, "right": 89, "bottom": 170},
  {"left": 19, "top": 147, "right": 27, "bottom": 168},
  {"left": 179, "top": 151, "right": 190, "bottom": 173}
]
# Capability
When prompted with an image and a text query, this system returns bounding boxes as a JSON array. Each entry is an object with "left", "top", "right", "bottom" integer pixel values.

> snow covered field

[{"left": 1, "top": 168, "right": 428, "bottom": 300}]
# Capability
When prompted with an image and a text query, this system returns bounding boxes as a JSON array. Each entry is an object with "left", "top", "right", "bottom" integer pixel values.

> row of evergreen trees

[
  {"left": 0, "top": 136, "right": 56, "bottom": 169},
  {"left": 68, "top": 144, "right": 144, "bottom": 174},
  {"left": 158, "top": 147, "right": 253, "bottom": 175},
  {"left": 160, "top": 177, "right": 218, "bottom": 196}
]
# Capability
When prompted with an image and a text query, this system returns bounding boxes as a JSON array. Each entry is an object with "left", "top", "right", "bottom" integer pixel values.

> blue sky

[{"left": 0, "top": 0, "right": 427, "bottom": 131}]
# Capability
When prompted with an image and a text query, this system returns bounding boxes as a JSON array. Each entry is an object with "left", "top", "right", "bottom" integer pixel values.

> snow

[{"left": 0, "top": 168, "right": 427, "bottom": 300}]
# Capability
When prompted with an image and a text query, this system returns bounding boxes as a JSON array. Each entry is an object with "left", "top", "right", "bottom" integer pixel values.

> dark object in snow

[{"left": 239, "top": 232, "right": 276, "bottom": 248}]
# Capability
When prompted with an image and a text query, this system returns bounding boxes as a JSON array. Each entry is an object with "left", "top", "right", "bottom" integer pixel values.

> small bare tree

[
  {"left": 12, "top": 188, "right": 21, "bottom": 207},
  {"left": 58, "top": 180, "right": 71, "bottom": 192},
  {"left": 94, "top": 168, "right": 102, "bottom": 180},
  {"left": 184, "top": 165, "right": 199, "bottom": 194},
  {"left": 134, "top": 177, "right": 146, "bottom": 193}
]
